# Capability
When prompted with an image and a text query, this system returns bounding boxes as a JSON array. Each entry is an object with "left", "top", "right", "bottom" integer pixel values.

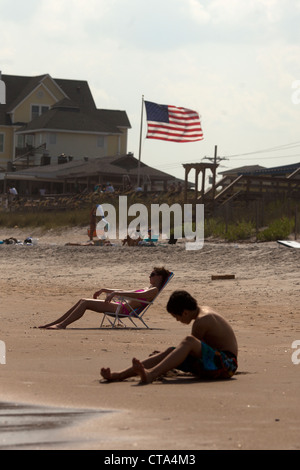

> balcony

[{"left": 14, "top": 143, "right": 47, "bottom": 169}]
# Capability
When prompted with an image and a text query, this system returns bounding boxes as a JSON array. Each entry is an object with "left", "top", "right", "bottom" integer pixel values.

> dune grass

[
  {"left": 0, "top": 209, "right": 90, "bottom": 230},
  {"left": 0, "top": 193, "right": 298, "bottom": 241}
]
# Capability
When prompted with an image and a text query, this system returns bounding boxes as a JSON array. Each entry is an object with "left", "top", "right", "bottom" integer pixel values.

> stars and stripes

[{"left": 144, "top": 100, "right": 203, "bottom": 143}]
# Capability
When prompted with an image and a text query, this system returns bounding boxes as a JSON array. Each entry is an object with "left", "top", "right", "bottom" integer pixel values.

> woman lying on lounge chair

[{"left": 38, "top": 267, "right": 171, "bottom": 330}]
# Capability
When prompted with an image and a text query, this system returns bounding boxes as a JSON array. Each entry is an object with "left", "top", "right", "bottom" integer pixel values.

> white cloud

[{"left": 187, "top": 0, "right": 210, "bottom": 24}]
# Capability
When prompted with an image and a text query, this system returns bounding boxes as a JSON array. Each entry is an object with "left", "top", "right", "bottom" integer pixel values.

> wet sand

[
  {"left": 0, "top": 227, "right": 300, "bottom": 449},
  {"left": 0, "top": 402, "right": 112, "bottom": 450}
]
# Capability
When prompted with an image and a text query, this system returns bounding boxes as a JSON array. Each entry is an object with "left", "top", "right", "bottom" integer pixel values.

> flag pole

[{"left": 137, "top": 95, "right": 144, "bottom": 188}]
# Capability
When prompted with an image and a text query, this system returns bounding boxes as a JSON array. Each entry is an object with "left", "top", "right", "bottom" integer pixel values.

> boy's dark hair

[{"left": 166, "top": 290, "right": 198, "bottom": 316}]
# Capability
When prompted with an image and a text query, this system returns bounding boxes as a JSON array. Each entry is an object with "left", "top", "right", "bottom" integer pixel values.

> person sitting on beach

[
  {"left": 100, "top": 290, "right": 238, "bottom": 384},
  {"left": 38, "top": 267, "right": 171, "bottom": 330},
  {"left": 122, "top": 230, "right": 142, "bottom": 246}
]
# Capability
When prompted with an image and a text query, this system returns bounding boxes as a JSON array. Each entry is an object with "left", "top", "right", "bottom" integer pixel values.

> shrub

[
  {"left": 224, "top": 220, "right": 255, "bottom": 242},
  {"left": 257, "top": 217, "right": 293, "bottom": 241}
]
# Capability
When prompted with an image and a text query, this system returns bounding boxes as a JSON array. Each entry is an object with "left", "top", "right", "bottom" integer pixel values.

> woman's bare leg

[
  {"left": 132, "top": 336, "right": 202, "bottom": 384},
  {"left": 100, "top": 347, "right": 175, "bottom": 382},
  {"left": 42, "top": 299, "right": 118, "bottom": 329},
  {"left": 38, "top": 299, "right": 83, "bottom": 328}
]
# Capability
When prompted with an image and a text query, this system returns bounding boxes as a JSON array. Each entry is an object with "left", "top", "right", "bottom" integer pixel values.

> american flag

[{"left": 144, "top": 100, "right": 203, "bottom": 143}]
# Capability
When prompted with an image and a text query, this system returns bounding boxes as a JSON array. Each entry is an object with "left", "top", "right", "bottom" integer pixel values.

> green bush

[
  {"left": 257, "top": 217, "right": 293, "bottom": 241},
  {"left": 204, "top": 218, "right": 254, "bottom": 241},
  {"left": 224, "top": 220, "right": 255, "bottom": 242},
  {"left": 204, "top": 218, "right": 225, "bottom": 238},
  {"left": 0, "top": 195, "right": 296, "bottom": 243},
  {"left": 0, "top": 209, "right": 90, "bottom": 230}
]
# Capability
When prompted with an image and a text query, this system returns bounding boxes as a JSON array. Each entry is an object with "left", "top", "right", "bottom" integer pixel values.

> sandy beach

[{"left": 0, "top": 226, "right": 299, "bottom": 450}]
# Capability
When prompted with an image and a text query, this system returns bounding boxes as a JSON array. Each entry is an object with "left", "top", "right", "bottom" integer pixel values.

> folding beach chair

[{"left": 100, "top": 272, "right": 174, "bottom": 329}]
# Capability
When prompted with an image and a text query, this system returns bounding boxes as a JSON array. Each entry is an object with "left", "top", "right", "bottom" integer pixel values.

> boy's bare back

[{"left": 192, "top": 306, "right": 238, "bottom": 357}]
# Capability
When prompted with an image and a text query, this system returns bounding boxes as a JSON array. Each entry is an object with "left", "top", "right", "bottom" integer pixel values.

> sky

[{"left": 1, "top": 0, "right": 300, "bottom": 182}]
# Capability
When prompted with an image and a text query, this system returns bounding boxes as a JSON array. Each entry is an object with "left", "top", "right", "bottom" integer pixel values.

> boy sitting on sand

[{"left": 100, "top": 290, "right": 238, "bottom": 384}]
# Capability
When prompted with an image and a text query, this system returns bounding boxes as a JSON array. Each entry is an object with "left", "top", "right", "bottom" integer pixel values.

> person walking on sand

[
  {"left": 38, "top": 267, "right": 171, "bottom": 330},
  {"left": 100, "top": 290, "right": 238, "bottom": 384},
  {"left": 89, "top": 205, "right": 97, "bottom": 241}
]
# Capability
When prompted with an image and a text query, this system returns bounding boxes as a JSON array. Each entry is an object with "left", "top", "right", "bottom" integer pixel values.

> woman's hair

[
  {"left": 153, "top": 267, "right": 172, "bottom": 290},
  {"left": 166, "top": 290, "right": 198, "bottom": 316}
]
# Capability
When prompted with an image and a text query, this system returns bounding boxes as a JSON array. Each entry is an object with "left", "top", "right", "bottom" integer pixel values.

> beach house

[{"left": 0, "top": 73, "right": 131, "bottom": 171}]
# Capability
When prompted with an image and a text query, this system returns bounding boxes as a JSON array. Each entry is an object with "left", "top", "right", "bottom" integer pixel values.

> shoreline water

[{"left": 0, "top": 401, "right": 112, "bottom": 450}]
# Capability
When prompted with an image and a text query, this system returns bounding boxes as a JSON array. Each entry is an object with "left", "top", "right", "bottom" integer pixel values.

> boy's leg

[
  {"left": 133, "top": 335, "right": 202, "bottom": 384},
  {"left": 101, "top": 347, "right": 175, "bottom": 381}
]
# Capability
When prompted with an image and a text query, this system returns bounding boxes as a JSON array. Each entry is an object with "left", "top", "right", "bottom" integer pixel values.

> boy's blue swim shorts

[{"left": 176, "top": 341, "right": 238, "bottom": 379}]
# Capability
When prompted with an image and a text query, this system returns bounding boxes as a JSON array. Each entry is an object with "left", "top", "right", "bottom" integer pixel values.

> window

[
  {"left": 16, "top": 135, "right": 34, "bottom": 148},
  {"left": 49, "top": 133, "right": 57, "bottom": 145},
  {"left": 17, "top": 135, "right": 24, "bottom": 148},
  {"left": 0, "top": 79, "right": 5, "bottom": 104},
  {"left": 26, "top": 135, "right": 34, "bottom": 147},
  {"left": 97, "top": 136, "right": 104, "bottom": 148},
  {"left": 31, "top": 105, "right": 39, "bottom": 120},
  {"left": 0, "top": 133, "right": 4, "bottom": 153},
  {"left": 31, "top": 105, "right": 49, "bottom": 121}
]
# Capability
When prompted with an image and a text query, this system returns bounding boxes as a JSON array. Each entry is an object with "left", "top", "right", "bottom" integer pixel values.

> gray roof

[
  {"left": 16, "top": 108, "right": 124, "bottom": 134},
  {"left": 241, "top": 162, "right": 300, "bottom": 176},
  {"left": 0, "top": 74, "right": 131, "bottom": 131},
  {"left": 1, "top": 74, "right": 95, "bottom": 114},
  {"left": 220, "top": 165, "right": 265, "bottom": 175},
  {"left": 221, "top": 163, "right": 300, "bottom": 177},
  {"left": 4, "top": 154, "right": 177, "bottom": 182},
  {"left": 4, "top": 74, "right": 48, "bottom": 113}
]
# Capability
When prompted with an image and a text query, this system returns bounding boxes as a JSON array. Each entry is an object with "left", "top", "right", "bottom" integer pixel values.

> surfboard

[{"left": 277, "top": 240, "right": 300, "bottom": 248}]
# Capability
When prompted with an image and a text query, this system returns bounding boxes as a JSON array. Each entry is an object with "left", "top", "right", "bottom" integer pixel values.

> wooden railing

[{"left": 198, "top": 170, "right": 300, "bottom": 208}]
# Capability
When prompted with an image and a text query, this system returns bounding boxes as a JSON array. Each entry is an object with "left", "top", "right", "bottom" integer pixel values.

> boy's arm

[{"left": 191, "top": 317, "right": 207, "bottom": 341}]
